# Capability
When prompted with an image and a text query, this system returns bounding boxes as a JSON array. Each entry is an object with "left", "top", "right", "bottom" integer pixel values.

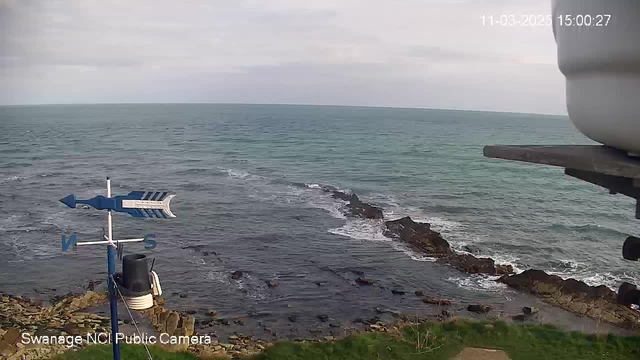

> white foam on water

[
  {"left": 446, "top": 275, "right": 508, "bottom": 292},
  {"left": 488, "top": 253, "right": 525, "bottom": 274},
  {"left": 328, "top": 219, "right": 389, "bottom": 241},
  {"left": 305, "top": 183, "right": 322, "bottom": 189},
  {"left": 3, "top": 175, "right": 25, "bottom": 183},
  {"left": 224, "top": 169, "right": 264, "bottom": 181},
  {"left": 390, "top": 243, "right": 437, "bottom": 262},
  {"left": 189, "top": 258, "right": 206, "bottom": 265},
  {"left": 205, "top": 270, "right": 231, "bottom": 285},
  {"left": 302, "top": 191, "right": 347, "bottom": 219}
]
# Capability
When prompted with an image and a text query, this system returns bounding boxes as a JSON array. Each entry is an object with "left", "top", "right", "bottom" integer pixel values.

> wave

[
  {"left": 206, "top": 270, "right": 267, "bottom": 300},
  {"left": 328, "top": 219, "right": 389, "bottom": 241},
  {"left": 224, "top": 169, "right": 264, "bottom": 181},
  {"left": 544, "top": 259, "right": 639, "bottom": 290},
  {"left": 327, "top": 215, "right": 438, "bottom": 262},
  {"left": 446, "top": 275, "right": 509, "bottom": 292},
  {"left": 2, "top": 175, "right": 26, "bottom": 183},
  {"left": 173, "top": 168, "right": 220, "bottom": 176},
  {"left": 550, "top": 222, "right": 630, "bottom": 238}
]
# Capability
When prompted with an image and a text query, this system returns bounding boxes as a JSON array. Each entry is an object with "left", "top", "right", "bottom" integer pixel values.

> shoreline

[
  {"left": 2, "top": 286, "right": 635, "bottom": 360},
  {"left": 312, "top": 185, "right": 640, "bottom": 330}
]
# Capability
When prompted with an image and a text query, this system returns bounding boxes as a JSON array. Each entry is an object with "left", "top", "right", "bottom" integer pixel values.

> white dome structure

[{"left": 553, "top": 0, "right": 640, "bottom": 154}]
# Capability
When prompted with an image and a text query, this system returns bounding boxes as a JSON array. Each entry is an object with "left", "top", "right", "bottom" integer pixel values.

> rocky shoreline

[
  {"left": 0, "top": 288, "right": 473, "bottom": 359},
  {"left": 319, "top": 186, "right": 640, "bottom": 330},
  {"left": 499, "top": 270, "right": 640, "bottom": 330}
]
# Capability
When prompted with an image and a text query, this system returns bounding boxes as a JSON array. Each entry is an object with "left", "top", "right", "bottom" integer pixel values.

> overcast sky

[{"left": 0, "top": 0, "right": 567, "bottom": 114}]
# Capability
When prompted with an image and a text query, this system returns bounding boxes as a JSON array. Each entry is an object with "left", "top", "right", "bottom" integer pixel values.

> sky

[{"left": 0, "top": 0, "right": 567, "bottom": 114}]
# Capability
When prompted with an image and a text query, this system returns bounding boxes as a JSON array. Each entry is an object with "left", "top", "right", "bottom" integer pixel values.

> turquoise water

[{"left": 0, "top": 104, "right": 638, "bottom": 335}]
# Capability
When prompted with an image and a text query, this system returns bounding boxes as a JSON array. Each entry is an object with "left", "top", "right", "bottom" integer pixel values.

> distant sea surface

[{"left": 1, "top": 104, "right": 638, "bottom": 333}]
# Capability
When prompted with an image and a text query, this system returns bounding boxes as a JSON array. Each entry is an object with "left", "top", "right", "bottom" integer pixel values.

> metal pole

[{"left": 106, "top": 177, "right": 121, "bottom": 360}]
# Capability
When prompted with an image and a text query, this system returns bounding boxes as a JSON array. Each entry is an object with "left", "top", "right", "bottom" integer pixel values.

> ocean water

[{"left": 0, "top": 104, "right": 638, "bottom": 334}]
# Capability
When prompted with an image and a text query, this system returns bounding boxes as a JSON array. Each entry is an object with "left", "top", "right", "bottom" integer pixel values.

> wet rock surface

[{"left": 499, "top": 269, "right": 640, "bottom": 329}]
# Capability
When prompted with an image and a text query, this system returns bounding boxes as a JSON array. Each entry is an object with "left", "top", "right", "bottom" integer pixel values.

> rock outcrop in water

[
  {"left": 442, "top": 254, "right": 513, "bottom": 276},
  {"left": 499, "top": 269, "right": 640, "bottom": 329},
  {"left": 328, "top": 189, "right": 384, "bottom": 219},
  {"left": 383, "top": 217, "right": 453, "bottom": 256},
  {"left": 383, "top": 217, "right": 513, "bottom": 275}
]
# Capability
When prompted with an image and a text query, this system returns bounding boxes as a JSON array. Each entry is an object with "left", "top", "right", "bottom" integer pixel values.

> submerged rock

[
  {"left": 231, "top": 271, "right": 243, "bottom": 280},
  {"left": 423, "top": 296, "right": 452, "bottom": 306},
  {"left": 355, "top": 278, "right": 374, "bottom": 286},
  {"left": 467, "top": 304, "right": 492, "bottom": 314}
]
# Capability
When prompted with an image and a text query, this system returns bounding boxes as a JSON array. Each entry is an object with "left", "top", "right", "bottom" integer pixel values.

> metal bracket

[{"left": 564, "top": 168, "right": 640, "bottom": 219}]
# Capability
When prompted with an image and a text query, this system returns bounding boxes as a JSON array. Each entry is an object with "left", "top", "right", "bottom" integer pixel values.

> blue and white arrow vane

[{"left": 60, "top": 191, "right": 176, "bottom": 218}]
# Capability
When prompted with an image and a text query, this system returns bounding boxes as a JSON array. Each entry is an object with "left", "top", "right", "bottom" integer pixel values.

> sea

[{"left": 1, "top": 104, "right": 638, "bottom": 336}]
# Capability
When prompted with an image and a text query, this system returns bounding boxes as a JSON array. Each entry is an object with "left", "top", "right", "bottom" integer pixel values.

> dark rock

[
  {"left": 249, "top": 311, "right": 271, "bottom": 318},
  {"left": 423, "top": 296, "right": 452, "bottom": 306},
  {"left": 441, "top": 310, "right": 452, "bottom": 318},
  {"left": 317, "top": 314, "right": 329, "bottom": 322},
  {"left": 355, "top": 278, "right": 374, "bottom": 286},
  {"left": 288, "top": 315, "right": 297, "bottom": 323},
  {"left": 523, "top": 306, "right": 539, "bottom": 315},
  {"left": 353, "top": 318, "right": 363, "bottom": 324},
  {"left": 415, "top": 290, "right": 425, "bottom": 297},
  {"left": 329, "top": 323, "right": 340, "bottom": 328},
  {"left": 309, "top": 329, "right": 322, "bottom": 334},
  {"left": 179, "top": 293, "right": 188, "bottom": 298},
  {"left": 234, "top": 319, "right": 245, "bottom": 325},
  {"left": 329, "top": 190, "right": 384, "bottom": 219},
  {"left": 364, "top": 316, "right": 381, "bottom": 325},
  {"left": 512, "top": 314, "right": 529, "bottom": 322},
  {"left": 315, "top": 281, "right": 325, "bottom": 286},
  {"left": 231, "top": 271, "right": 243, "bottom": 280},
  {"left": 266, "top": 280, "right": 279, "bottom": 288},
  {"left": 384, "top": 217, "right": 453, "bottom": 256},
  {"left": 186, "top": 310, "right": 197, "bottom": 315},
  {"left": 391, "top": 289, "right": 406, "bottom": 295},
  {"left": 86, "top": 279, "right": 103, "bottom": 291},
  {"left": 467, "top": 304, "right": 492, "bottom": 314},
  {"left": 441, "top": 254, "right": 513, "bottom": 275},
  {"left": 206, "top": 309, "right": 217, "bottom": 317},
  {"left": 219, "top": 318, "right": 230, "bottom": 325}
]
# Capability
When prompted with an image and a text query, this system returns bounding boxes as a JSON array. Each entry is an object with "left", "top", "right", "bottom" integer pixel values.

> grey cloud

[{"left": 0, "top": 0, "right": 566, "bottom": 114}]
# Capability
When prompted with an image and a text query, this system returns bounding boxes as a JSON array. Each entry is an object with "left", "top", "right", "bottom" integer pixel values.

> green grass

[
  {"left": 55, "top": 320, "right": 640, "bottom": 360},
  {"left": 53, "top": 344, "right": 206, "bottom": 360}
]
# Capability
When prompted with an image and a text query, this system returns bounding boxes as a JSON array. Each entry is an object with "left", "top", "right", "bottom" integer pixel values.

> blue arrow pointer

[{"left": 59, "top": 191, "right": 176, "bottom": 218}]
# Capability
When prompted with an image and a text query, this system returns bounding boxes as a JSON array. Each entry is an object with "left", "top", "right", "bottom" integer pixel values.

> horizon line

[{"left": 0, "top": 101, "right": 568, "bottom": 117}]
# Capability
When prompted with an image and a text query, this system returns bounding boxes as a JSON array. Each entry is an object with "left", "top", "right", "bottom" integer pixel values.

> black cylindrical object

[{"left": 119, "top": 254, "right": 151, "bottom": 297}]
